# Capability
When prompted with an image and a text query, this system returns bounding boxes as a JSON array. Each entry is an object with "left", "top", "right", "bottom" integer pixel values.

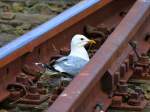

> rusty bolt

[
  {"left": 114, "top": 72, "right": 120, "bottom": 86},
  {"left": 37, "top": 81, "right": 44, "bottom": 89},
  {"left": 16, "top": 73, "right": 29, "bottom": 85},
  {"left": 120, "top": 64, "right": 126, "bottom": 77},
  {"left": 133, "top": 67, "right": 143, "bottom": 77},
  {"left": 25, "top": 93, "right": 40, "bottom": 100},
  {"left": 38, "top": 88, "right": 47, "bottom": 95},
  {"left": 129, "top": 53, "right": 134, "bottom": 68},
  {"left": 138, "top": 54, "right": 149, "bottom": 65},
  {"left": 118, "top": 84, "right": 128, "bottom": 93},
  {"left": 117, "top": 80, "right": 128, "bottom": 93},
  {"left": 124, "top": 59, "right": 129, "bottom": 72},
  {"left": 130, "top": 92, "right": 139, "bottom": 99},
  {"left": 28, "top": 86, "right": 38, "bottom": 93},
  {"left": 128, "top": 99, "right": 140, "bottom": 106},
  {"left": 119, "top": 80, "right": 126, "bottom": 85},
  {"left": 139, "top": 94, "right": 145, "bottom": 101},
  {"left": 112, "top": 96, "right": 122, "bottom": 106}
]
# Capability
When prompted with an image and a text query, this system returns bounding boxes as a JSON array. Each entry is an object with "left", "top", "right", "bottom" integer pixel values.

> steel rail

[{"left": 47, "top": 0, "right": 150, "bottom": 112}]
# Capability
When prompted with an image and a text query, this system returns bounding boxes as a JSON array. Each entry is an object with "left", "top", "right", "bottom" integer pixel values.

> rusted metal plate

[{"left": 47, "top": 1, "right": 150, "bottom": 112}]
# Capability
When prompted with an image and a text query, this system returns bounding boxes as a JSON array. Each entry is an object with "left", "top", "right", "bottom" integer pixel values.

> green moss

[
  {"left": 14, "top": 27, "right": 25, "bottom": 36},
  {"left": 28, "top": 3, "right": 52, "bottom": 14},
  {"left": 12, "top": 3, "right": 24, "bottom": 12},
  {"left": 18, "top": 23, "right": 31, "bottom": 30},
  {"left": 48, "top": 3, "right": 63, "bottom": 13},
  {"left": 25, "top": 1, "right": 38, "bottom": 7},
  {"left": 0, "top": 24, "right": 14, "bottom": 34}
]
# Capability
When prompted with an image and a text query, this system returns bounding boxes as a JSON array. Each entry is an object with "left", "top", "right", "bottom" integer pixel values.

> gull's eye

[{"left": 80, "top": 38, "right": 84, "bottom": 40}]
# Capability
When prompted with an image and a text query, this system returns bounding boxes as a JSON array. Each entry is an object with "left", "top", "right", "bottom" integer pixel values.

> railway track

[{"left": 0, "top": 0, "right": 149, "bottom": 112}]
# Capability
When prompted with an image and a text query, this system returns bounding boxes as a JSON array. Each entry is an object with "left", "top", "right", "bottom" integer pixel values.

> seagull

[
  {"left": 53, "top": 34, "right": 96, "bottom": 76},
  {"left": 35, "top": 34, "right": 96, "bottom": 77}
]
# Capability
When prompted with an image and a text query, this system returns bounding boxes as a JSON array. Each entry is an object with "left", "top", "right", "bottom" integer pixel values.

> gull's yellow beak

[{"left": 88, "top": 39, "right": 96, "bottom": 44}]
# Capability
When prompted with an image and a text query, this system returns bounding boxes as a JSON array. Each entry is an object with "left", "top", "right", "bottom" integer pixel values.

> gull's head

[{"left": 71, "top": 34, "right": 96, "bottom": 47}]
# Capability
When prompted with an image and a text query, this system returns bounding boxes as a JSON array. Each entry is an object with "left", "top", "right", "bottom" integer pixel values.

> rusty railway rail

[{"left": 0, "top": 0, "right": 149, "bottom": 112}]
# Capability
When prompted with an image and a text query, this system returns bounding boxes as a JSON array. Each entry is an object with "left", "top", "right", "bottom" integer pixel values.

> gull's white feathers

[
  {"left": 69, "top": 34, "right": 90, "bottom": 61},
  {"left": 53, "top": 34, "right": 91, "bottom": 76}
]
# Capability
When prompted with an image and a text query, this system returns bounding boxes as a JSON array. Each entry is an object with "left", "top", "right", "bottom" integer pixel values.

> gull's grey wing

[{"left": 55, "top": 56, "right": 89, "bottom": 75}]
